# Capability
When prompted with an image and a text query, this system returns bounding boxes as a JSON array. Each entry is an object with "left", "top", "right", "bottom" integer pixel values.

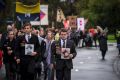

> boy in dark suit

[
  {"left": 54, "top": 28, "right": 77, "bottom": 80},
  {"left": 15, "top": 22, "right": 41, "bottom": 80}
]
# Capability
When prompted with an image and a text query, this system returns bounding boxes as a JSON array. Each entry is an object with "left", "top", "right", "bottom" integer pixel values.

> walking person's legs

[
  {"left": 64, "top": 68, "right": 71, "bottom": 80},
  {"left": 118, "top": 49, "right": 120, "bottom": 56},
  {"left": 101, "top": 51, "right": 106, "bottom": 60}
]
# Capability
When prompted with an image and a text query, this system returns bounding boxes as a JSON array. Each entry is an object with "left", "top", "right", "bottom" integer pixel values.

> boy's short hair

[
  {"left": 23, "top": 22, "right": 32, "bottom": 29},
  {"left": 46, "top": 28, "right": 54, "bottom": 35},
  {"left": 60, "top": 28, "right": 67, "bottom": 34}
]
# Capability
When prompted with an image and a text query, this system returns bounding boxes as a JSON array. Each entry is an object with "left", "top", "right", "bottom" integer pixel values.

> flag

[
  {"left": 30, "top": 5, "right": 49, "bottom": 26},
  {"left": 63, "top": 20, "right": 69, "bottom": 29},
  {"left": 77, "top": 18, "right": 85, "bottom": 31},
  {"left": 16, "top": 1, "right": 40, "bottom": 21},
  {"left": 84, "top": 18, "right": 88, "bottom": 25},
  {"left": 67, "top": 16, "right": 77, "bottom": 28},
  {"left": 103, "top": 27, "right": 108, "bottom": 33},
  {"left": 40, "top": 5, "right": 48, "bottom": 25},
  {"left": 56, "top": 8, "right": 66, "bottom": 22},
  {"left": 96, "top": 26, "right": 103, "bottom": 33}
]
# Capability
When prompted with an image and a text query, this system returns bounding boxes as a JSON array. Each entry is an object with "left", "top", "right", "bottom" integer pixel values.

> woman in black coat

[
  {"left": 2, "top": 30, "right": 17, "bottom": 80},
  {"left": 98, "top": 32, "right": 108, "bottom": 60}
]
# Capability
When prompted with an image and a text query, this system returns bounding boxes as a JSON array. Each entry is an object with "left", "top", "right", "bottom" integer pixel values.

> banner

[
  {"left": 56, "top": 8, "right": 65, "bottom": 22},
  {"left": 40, "top": 5, "right": 48, "bottom": 25},
  {"left": 16, "top": 1, "right": 40, "bottom": 21},
  {"left": 67, "top": 16, "right": 77, "bottom": 28},
  {"left": 77, "top": 18, "right": 85, "bottom": 31},
  {"left": 30, "top": 21, "right": 40, "bottom": 25},
  {"left": 63, "top": 20, "right": 69, "bottom": 29}
]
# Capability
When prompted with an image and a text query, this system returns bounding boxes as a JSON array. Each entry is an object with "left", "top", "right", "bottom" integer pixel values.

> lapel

[
  {"left": 23, "top": 35, "right": 28, "bottom": 43},
  {"left": 59, "top": 39, "right": 61, "bottom": 48},
  {"left": 28, "top": 34, "right": 33, "bottom": 43},
  {"left": 23, "top": 35, "right": 31, "bottom": 43},
  {"left": 59, "top": 39, "right": 68, "bottom": 48},
  {"left": 28, "top": 35, "right": 32, "bottom": 43},
  {"left": 66, "top": 39, "right": 69, "bottom": 48},
  {"left": 24, "top": 34, "right": 33, "bottom": 43}
]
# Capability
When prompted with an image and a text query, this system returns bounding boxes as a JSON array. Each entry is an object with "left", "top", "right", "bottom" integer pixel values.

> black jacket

[
  {"left": 15, "top": 34, "right": 41, "bottom": 73},
  {"left": 54, "top": 39, "right": 77, "bottom": 70},
  {"left": 99, "top": 35, "right": 108, "bottom": 51},
  {"left": 2, "top": 38, "right": 16, "bottom": 63}
]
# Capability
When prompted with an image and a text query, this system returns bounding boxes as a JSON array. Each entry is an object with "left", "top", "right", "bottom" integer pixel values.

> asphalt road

[
  {"left": 72, "top": 45, "right": 119, "bottom": 80},
  {"left": 0, "top": 44, "right": 120, "bottom": 80}
]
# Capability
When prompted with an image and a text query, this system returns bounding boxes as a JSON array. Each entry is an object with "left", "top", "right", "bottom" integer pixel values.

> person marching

[
  {"left": 116, "top": 31, "right": 120, "bottom": 56},
  {"left": 98, "top": 32, "right": 108, "bottom": 60},
  {"left": 54, "top": 28, "right": 77, "bottom": 80},
  {"left": 2, "top": 30, "right": 17, "bottom": 80},
  {"left": 43, "top": 28, "right": 55, "bottom": 80},
  {"left": 15, "top": 22, "right": 41, "bottom": 80}
]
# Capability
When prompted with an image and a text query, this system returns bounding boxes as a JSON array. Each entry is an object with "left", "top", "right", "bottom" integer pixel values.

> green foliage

[
  {"left": 107, "top": 34, "right": 116, "bottom": 43},
  {"left": 74, "top": 0, "right": 120, "bottom": 33},
  {"left": 108, "top": 34, "right": 115, "bottom": 40},
  {"left": 0, "top": 0, "right": 120, "bottom": 33}
]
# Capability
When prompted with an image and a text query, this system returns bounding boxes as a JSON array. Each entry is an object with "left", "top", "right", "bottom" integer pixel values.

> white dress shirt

[
  {"left": 61, "top": 39, "right": 67, "bottom": 48},
  {"left": 25, "top": 33, "right": 31, "bottom": 42}
]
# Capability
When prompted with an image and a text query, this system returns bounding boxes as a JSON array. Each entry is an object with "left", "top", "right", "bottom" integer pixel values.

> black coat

[
  {"left": 99, "top": 35, "right": 108, "bottom": 51},
  {"left": 116, "top": 36, "right": 120, "bottom": 49},
  {"left": 2, "top": 38, "right": 16, "bottom": 63},
  {"left": 15, "top": 34, "right": 41, "bottom": 73},
  {"left": 54, "top": 39, "right": 77, "bottom": 70}
]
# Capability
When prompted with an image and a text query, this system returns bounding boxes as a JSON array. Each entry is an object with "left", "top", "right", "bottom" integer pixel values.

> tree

[
  {"left": 74, "top": 0, "right": 120, "bottom": 33},
  {"left": 1, "top": 0, "right": 120, "bottom": 33}
]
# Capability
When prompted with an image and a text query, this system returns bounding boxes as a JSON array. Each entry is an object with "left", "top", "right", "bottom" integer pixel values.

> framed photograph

[
  {"left": 61, "top": 48, "right": 70, "bottom": 59},
  {"left": 25, "top": 44, "right": 34, "bottom": 55}
]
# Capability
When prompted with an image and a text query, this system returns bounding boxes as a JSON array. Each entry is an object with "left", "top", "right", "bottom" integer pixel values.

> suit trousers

[
  {"left": 20, "top": 62, "right": 35, "bottom": 80},
  {"left": 47, "top": 65, "right": 54, "bottom": 80},
  {"left": 5, "top": 63, "right": 16, "bottom": 80},
  {"left": 101, "top": 50, "right": 106, "bottom": 59},
  {"left": 56, "top": 67, "right": 71, "bottom": 80},
  {"left": 119, "top": 49, "right": 120, "bottom": 55}
]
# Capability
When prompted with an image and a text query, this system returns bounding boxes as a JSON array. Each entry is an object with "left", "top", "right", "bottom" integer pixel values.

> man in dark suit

[
  {"left": 54, "top": 28, "right": 77, "bottom": 80},
  {"left": 15, "top": 22, "right": 41, "bottom": 80}
]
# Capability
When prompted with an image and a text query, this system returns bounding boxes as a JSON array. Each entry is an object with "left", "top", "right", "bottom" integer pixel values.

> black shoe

[{"left": 102, "top": 58, "right": 105, "bottom": 60}]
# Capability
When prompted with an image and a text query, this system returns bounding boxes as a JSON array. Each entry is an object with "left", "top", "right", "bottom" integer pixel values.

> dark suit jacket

[
  {"left": 53, "top": 39, "right": 77, "bottom": 70},
  {"left": 2, "top": 38, "right": 16, "bottom": 63},
  {"left": 15, "top": 34, "right": 40, "bottom": 73}
]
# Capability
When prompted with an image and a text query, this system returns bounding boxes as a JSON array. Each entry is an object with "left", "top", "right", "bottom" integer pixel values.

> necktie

[
  {"left": 63, "top": 40, "right": 65, "bottom": 48},
  {"left": 28, "top": 35, "right": 30, "bottom": 42}
]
